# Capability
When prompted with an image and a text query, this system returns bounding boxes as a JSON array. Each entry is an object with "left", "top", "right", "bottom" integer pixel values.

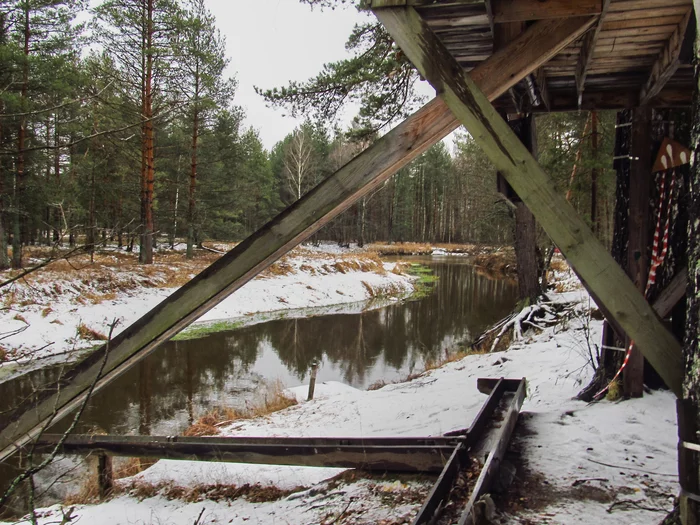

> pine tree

[
  {"left": 174, "top": 0, "right": 235, "bottom": 258},
  {"left": 93, "top": 0, "right": 182, "bottom": 263}
]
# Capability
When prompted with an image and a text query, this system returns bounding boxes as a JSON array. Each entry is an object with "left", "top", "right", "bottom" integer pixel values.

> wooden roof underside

[{"left": 410, "top": 0, "right": 694, "bottom": 111}]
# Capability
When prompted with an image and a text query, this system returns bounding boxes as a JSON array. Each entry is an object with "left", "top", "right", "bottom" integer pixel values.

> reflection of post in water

[
  {"left": 186, "top": 346, "right": 194, "bottom": 426},
  {"left": 138, "top": 359, "right": 151, "bottom": 435}
]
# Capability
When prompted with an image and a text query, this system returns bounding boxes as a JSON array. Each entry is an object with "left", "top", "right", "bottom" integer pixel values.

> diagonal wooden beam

[
  {"left": 0, "top": 16, "right": 595, "bottom": 462},
  {"left": 373, "top": 6, "right": 684, "bottom": 397},
  {"left": 639, "top": 7, "right": 692, "bottom": 105},
  {"left": 575, "top": 0, "right": 612, "bottom": 106}
]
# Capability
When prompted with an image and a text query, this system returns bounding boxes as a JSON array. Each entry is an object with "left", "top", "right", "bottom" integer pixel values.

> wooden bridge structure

[{"left": 0, "top": 0, "right": 698, "bottom": 522}]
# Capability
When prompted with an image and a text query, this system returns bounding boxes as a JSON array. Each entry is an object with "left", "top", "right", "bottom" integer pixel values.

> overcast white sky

[{"left": 204, "top": 0, "right": 372, "bottom": 150}]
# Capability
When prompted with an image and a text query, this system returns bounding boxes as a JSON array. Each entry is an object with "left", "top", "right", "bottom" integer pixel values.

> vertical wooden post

[
  {"left": 307, "top": 359, "right": 319, "bottom": 401},
  {"left": 97, "top": 453, "right": 113, "bottom": 500},
  {"left": 590, "top": 111, "right": 599, "bottom": 235},
  {"left": 679, "top": 399, "right": 699, "bottom": 525},
  {"left": 624, "top": 107, "right": 652, "bottom": 398}
]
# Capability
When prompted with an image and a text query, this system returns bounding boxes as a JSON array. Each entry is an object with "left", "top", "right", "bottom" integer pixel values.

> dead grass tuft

[
  {"left": 473, "top": 249, "right": 516, "bottom": 277},
  {"left": 120, "top": 480, "right": 301, "bottom": 503},
  {"left": 13, "top": 313, "right": 28, "bottom": 324},
  {"left": 114, "top": 457, "right": 155, "bottom": 480},
  {"left": 41, "top": 307, "right": 53, "bottom": 318},
  {"left": 606, "top": 378, "right": 622, "bottom": 401},
  {"left": 184, "top": 381, "right": 297, "bottom": 437},
  {"left": 76, "top": 323, "right": 108, "bottom": 341}
]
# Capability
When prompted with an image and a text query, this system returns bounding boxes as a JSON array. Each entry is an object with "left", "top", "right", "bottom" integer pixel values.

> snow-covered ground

[
  {"left": 0, "top": 244, "right": 416, "bottom": 372},
  {"left": 4, "top": 271, "right": 680, "bottom": 524}
]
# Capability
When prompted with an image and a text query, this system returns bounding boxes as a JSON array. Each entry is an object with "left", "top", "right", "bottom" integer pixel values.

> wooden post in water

[
  {"left": 97, "top": 453, "right": 113, "bottom": 500},
  {"left": 308, "top": 359, "right": 319, "bottom": 401}
]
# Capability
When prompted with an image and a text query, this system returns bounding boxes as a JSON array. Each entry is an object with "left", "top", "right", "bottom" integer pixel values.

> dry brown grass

[
  {"left": 472, "top": 250, "right": 516, "bottom": 276},
  {"left": 113, "top": 457, "right": 156, "bottom": 480},
  {"left": 606, "top": 379, "right": 622, "bottom": 401},
  {"left": 369, "top": 242, "right": 434, "bottom": 256},
  {"left": 550, "top": 258, "right": 569, "bottom": 272},
  {"left": 184, "top": 381, "right": 297, "bottom": 437},
  {"left": 76, "top": 323, "right": 108, "bottom": 341},
  {"left": 121, "top": 480, "right": 301, "bottom": 503}
]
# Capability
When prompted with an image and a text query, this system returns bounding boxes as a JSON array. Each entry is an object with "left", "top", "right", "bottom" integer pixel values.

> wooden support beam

[
  {"left": 97, "top": 454, "right": 113, "bottom": 500},
  {"left": 624, "top": 107, "right": 652, "bottom": 398},
  {"left": 34, "top": 434, "right": 456, "bottom": 473},
  {"left": 458, "top": 380, "right": 526, "bottom": 525},
  {"left": 0, "top": 17, "right": 594, "bottom": 463},
  {"left": 374, "top": 6, "right": 684, "bottom": 397},
  {"left": 491, "top": 0, "right": 602, "bottom": 23},
  {"left": 653, "top": 268, "right": 687, "bottom": 319},
  {"left": 575, "top": 0, "right": 612, "bottom": 105},
  {"left": 639, "top": 8, "right": 692, "bottom": 105}
]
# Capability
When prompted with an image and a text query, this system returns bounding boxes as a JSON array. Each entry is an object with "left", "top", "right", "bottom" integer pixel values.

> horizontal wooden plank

[
  {"left": 608, "top": 0, "right": 691, "bottom": 10},
  {"left": 491, "top": 0, "right": 601, "bottom": 23},
  {"left": 543, "top": 87, "right": 691, "bottom": 110},
  {"left": 598, "top": 35, "right": 668, "bottom": 45},
  {"left": 603, "top": 16, "right": 685, "bottom": 31},
  {"left": 594, "top": 43, "right": 664, "bottom": 55},
  {"left": 34, "top": 435, "right": 455, "bottom": 472},
  {"left": 425, "top": 14, "right": 490, "bottom": 26},
  {"left": 599, "top": 25, "right": 678, "bottom": 37},
  {"left": 605, "top": 6, "right": 690, "bottom": 21}
]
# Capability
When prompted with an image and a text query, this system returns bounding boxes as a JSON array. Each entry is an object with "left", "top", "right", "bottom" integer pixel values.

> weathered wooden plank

[
  {"left": 606, "top": 6, "right": 690, "bottom": 21},
  {"left": 652, "top": 268, "right": 687, "bottom": 318},
  {"left": 594, "top": 44, "right": 665, "bottom": 56},
  {"left": 576, "top": 0, "right": 612, "bottom": 103},
  {"left": 373, "top": 6, "right": 684, "bottom": 396},
  {"left": 0, "top": 16, "right": 594, "bottom": 463},
  {"left": 372, "top": 0, "right": 483, "bottom": 7},
  {"left": 491, "top": 0, "right": 601, "bottom": 23},
  {"left": 34, "top": 435, "right": 455, "bottom": 472},
  {"left": 602, "top": 16, "right": 685, "bottom": 31},
  {"left": 458, "top": 380, "right": 526, "bottom": 525},
  {"left": 411, "top": 444, "right": 466, "bottom": 524},
  {"left": 599, "top": 25, "right": 678, "bottom": 37},
  {"left": 598, "top": 35, "right": 669, "bottom": 45},
  {"left": 543, "top": 87, "right": 692, "bottom": 111},
  {"left": 639, "top": 8, "right": 692, "bottom": 105},
  {"left": 608, "top": 0, "right": 691, "bottom": 11},
  {"left": 36, "top": 434, "right": 463, "bottom": 448}
]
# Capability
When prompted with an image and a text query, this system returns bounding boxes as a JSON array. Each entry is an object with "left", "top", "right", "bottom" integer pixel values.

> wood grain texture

[
  {"left": 0, "top": 17, "right": 592, "bottom": 462},
  {"left": 576, "top": 0, "right": 612, "bottom": 101},
  {"left": 491, "top": 0, "right": 601, "bottom": 23},
  {"left": 639, "top": 7, "right": 692, "bottom": 105},
  {"left": 375, "top": 6, "right": 684, "bottom": 397}
]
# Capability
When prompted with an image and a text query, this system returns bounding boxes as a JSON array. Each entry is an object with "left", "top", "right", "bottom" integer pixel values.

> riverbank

[
  {"left": 4, "top": 265, "right": 679, "bottom": 524},
  {"left": 0, "top": 243, "right": 418, "bottom": 370}
]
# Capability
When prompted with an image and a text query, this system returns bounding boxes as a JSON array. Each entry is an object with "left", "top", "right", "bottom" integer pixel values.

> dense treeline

[{"left": 0, "top": 0, "right": 615, "bottom": 270}]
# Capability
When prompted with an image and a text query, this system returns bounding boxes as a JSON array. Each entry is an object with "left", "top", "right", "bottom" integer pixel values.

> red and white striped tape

[{"left": 594, "top": 167, "right": 676, "bottom": 400}]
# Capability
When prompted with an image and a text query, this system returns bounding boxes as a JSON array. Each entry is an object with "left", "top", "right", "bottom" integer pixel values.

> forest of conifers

[{"left": 0, "top": 0, "right": 617, "bottom": 269}]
